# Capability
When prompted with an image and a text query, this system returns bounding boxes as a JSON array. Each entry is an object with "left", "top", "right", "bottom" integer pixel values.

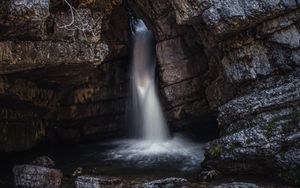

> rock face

[
  {"left": 129, "top": 0, "right": 300, "bottom": 186},
  {"left": 0, "top": 0, "right": 130, "bottom": 152}
]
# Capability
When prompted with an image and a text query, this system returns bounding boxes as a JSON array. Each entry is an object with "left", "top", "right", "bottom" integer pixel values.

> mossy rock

[{"left": 208, "top": 144, "right": 224, "bottom": 157}]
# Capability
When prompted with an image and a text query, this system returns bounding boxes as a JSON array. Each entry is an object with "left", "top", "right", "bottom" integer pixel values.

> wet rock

[
  {"left": 75, "top": 175, "right": 123, "bottom": 188},
  {"left": 128, "top": 0, "right": 187, "bottom": 41},
  {"left": 132, "top": 178, "right": 188, "bottom": 188},
  {"left": 13, "top": 165, "right": 62, "bottom": 188},
  {"left": 213, "top": 182, "right": 261, "bottom": 188},
  {"left": 31, "top": 156, "right": 55, "bottom": 168}
]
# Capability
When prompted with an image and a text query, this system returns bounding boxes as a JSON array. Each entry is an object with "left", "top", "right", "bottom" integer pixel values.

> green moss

[
  {"left": 208, "top": 144, "right": 224, "bottom": 157},
  {"left": 246, "top": 139, "right": 251, "bottom": 145},
  {"left": 264, "top": 123, "right": 276, "bottom": 138},
  {"left": 279, "top": 152, "right": 285, "bottom": 160},
  {"left": 229, "top": 142, "right": 242, "bottom": 149}
]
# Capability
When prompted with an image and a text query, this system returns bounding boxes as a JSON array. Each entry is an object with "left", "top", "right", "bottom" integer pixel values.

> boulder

[
  {"left": 75, "top": 175, "right": 123, "bottom": 188},
  {"left": 213, "top": 182, "right": 261, "bottom": 188},
  {"left": 131, "top": 178, "right": 188, "bottom": 188},
  {"left": 13, "top": 165, "right": 62, "bottom": 188}
]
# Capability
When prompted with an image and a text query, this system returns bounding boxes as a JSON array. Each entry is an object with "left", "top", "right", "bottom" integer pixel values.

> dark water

[{"left": 0, "top": 131, "right": 209, "bottom": 187}]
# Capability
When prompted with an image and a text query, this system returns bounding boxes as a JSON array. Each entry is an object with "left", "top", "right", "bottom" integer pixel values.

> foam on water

[
  {"left": 111, "top": 19, "right": 205, "bottom": 172},
  {"left": 105, "top": 134, "right": 204, "bottom": 171}
]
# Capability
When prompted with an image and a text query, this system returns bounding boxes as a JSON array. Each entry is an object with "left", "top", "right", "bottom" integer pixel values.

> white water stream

[{"left": 104, "top": 19, "right": 204, "bottom": 171}]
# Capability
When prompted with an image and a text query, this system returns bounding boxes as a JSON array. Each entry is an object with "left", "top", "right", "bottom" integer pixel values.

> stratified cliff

[
  {"left": 0, "top": 0, "right": 130, "bottom": 151},
  {"left": 128, "top": 0, "right": 300, "bottom": 185}
]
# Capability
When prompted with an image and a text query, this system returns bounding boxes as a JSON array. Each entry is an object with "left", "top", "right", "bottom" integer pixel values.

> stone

[
  {"left": 200, "top": 0, "right": 300, "bottom": 41},
  {"left": 13, "top": 165, "right": 62, "bottom": 188},
  {"left": 50, "top": 9, "right": 103, "bottom": 43},
  {"left": 31, "top": 156, "right": 55, "bottom": 168},
  {"left": 218, "top": 71, "right": 300, "bottom": 130},
  {"left": 0, "top": 41, "right": 109, "bottom": 66},
  {"left": 269, "top": 25, "right": 300, "bottom": 48},
  {"left": 156, "top": 37, "right": 203, "bottom": 86},
  {"left": 0, "top": 0, "right": 50, "bottom": 40},
  {"left": 213, "top": 182, "right": 261, "bottom": 188},
  {"left": 75, "top": 175, "right": 123, "bottom": 188},
  {"left": 131, "top": 178, "right": 188, "bottom": 188},
  {"left": 170, "top": 0, "right": 210, "bottom": 24}
]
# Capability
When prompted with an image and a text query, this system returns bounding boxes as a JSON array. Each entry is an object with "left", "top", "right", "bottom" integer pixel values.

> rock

[
  {"left": 0, "top": 0, "right": 50, "bottom": 40},
  {"left": 131, "top": 178, "right": 188, "bottom": 188},
  {"left": 269, "top": 25, "right": 300, "bottom": 49},
  {"left": 13, "top": 165, "right": 62, "bottom": 188},
  {"left": 203, "top": 107, "right": 300, "bottom": 184},
  {"left": 50, "top": 8, "right": 103, "bottom": 43},
  {"left": 197, "top": 0, "right": 300, "bottom": 46},
  {"left": 75, "top": 175, "right": 123, "bottom": 188},
  {"left": 31, "top": 156, "right": 55, "bottom": 168},
  {"left": 218, "top": 71, "right": 300, "bottom": 132},
  {"left": 128, "top": 0, "right": 187, "bottom": 41},
  {"left": 0, "top": 41, "right": 109, "bottom": 66},
  {"left": 213, "top": 182, "right": 261, "bottom": 188}
]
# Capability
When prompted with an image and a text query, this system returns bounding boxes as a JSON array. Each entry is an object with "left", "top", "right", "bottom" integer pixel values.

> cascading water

[
  {"left": 129, "top": 19, "right": 170, "bottom": 142},
  {"left": 103, "top": 19, "right": 204, "bottom": 172}
]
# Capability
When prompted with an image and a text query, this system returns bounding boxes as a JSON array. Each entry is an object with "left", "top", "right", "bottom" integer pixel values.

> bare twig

[{"left": 58, "top": 0, "right": 101, "bottom": 41}]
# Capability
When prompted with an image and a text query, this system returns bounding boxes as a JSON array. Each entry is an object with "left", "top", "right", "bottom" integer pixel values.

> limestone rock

[
  {"left": 0, "top": 41, "right": 109, "bottom": 66},
  {"left": 0, "top": 0, "right": 50, "bottom": 40},
  {"left": 31, "top": 156, "right": 56, "bottom": 168},
  {"left": 75, "top": 175, "right": 123, "bottom": 188},
  {"left": 213, "top": 182, "right": 261, "bottom": 188},
  {"left": 13, "top": 165, "right": 62, "bottom": 188},
  {"left": 132, "top": 178, "right": 188, "bottom": 188}
]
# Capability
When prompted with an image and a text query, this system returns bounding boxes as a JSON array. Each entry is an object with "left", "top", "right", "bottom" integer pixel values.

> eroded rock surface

[
  {"left": 213, "top": 182, "right": 261, "bottom": 188},
  {"left": 132, "top": 178, "right": 188, "bottom": 188},
  {"left": 75, "top": 176, "right": 123, "bottom": 188},
  {"left": 0, "top": 0, "right": 130, "bottom": 152},
  {"left": 129, "top": 0, "right": 300, "bottom": 186}
]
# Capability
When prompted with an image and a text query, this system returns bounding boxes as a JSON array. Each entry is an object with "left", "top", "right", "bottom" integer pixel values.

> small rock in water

[
  {"left": 13, "top": 165, "right": 63, "bottom": 188},
  {"left": 131, "top": 177, "right": 188, "bottom": 188},
  {"left": 213, "top": 182, "right": 261, "bottom": 188},
  {"left": 75, "top": 175, "right": 123, "bottom": 188},
  {"left": 72, "top": 167, "right": 83, "bottom": 177},
  {"left": 31, "top": 156, "right": 56, "bottom": 168}
]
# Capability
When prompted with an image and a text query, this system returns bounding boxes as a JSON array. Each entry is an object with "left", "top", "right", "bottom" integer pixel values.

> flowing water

[
  {"left": 103, "top": 19, "right": 205, "bottom": 172},
  {"left": 129, "top": 19, "right": 170, "bottom": 141}
]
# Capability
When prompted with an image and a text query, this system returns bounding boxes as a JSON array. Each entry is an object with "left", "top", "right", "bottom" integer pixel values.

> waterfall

[
  {"left": 105, "top": 20, "right": 204, "bottom": 170},
  {"left": 129, "top": 19, "right": 170, "bottom": 142}
]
